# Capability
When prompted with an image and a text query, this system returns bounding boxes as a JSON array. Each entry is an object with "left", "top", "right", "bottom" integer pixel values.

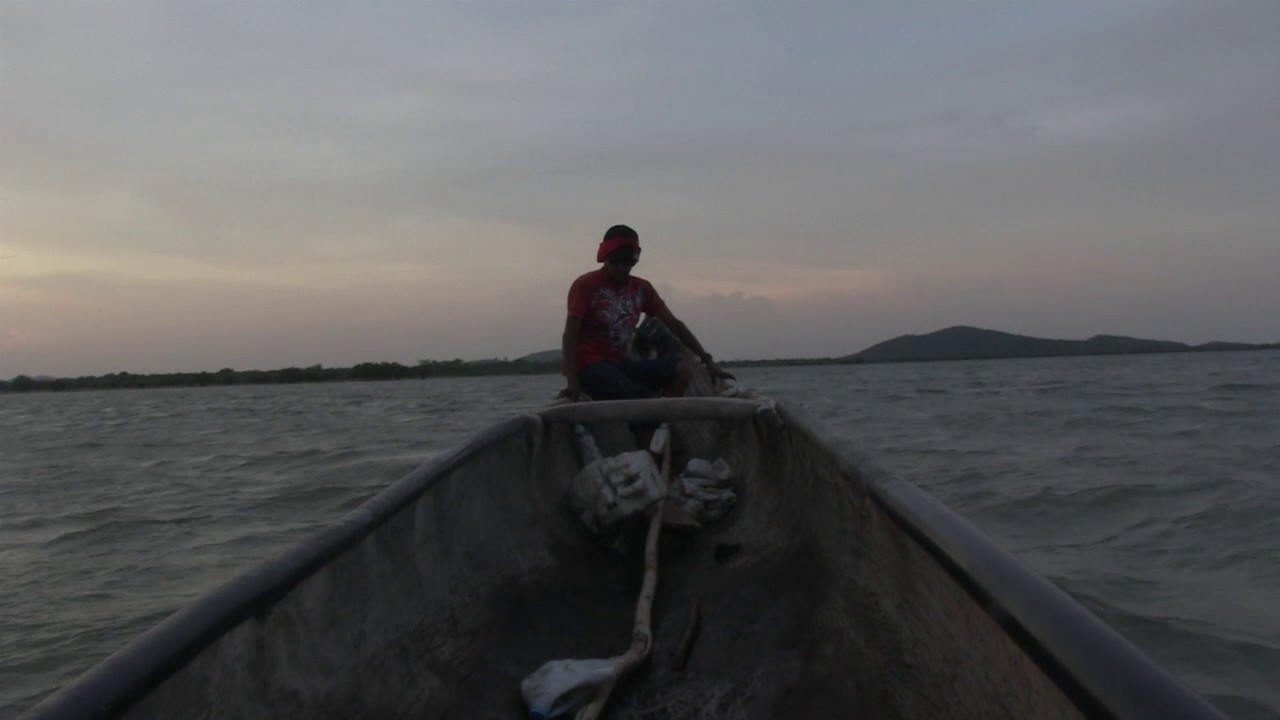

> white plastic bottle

[
  {"left": 649, "top": 423, "right": 670, "bottom": 455},
  {"left": 521, "top": 657, "right": 618, "bottom": 719}
]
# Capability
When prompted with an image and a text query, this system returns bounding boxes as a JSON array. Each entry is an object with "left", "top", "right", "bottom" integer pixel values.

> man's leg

[
  {"left": 618, "top": 356, "right": 688, "bottom": 397},
  {"left": 613, "top": 357, "right": 690, "bottom": 449},
  {"left": 578, "top": 359, "right": 679, "bottom": 449},
  {"left": 577, "top": 360, "right": 656, "bottom": 401}
]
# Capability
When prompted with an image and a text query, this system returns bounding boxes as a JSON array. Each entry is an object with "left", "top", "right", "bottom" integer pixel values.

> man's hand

[{"left": 557, "top": 384, "right": 582, "bottom": 402}]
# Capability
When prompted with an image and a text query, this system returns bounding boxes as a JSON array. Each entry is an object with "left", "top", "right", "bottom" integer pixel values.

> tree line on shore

[
  {"left": 0, "top": 356, "right": 858, "bottom": 394},
  {"left": 0, "top": 358, "right": 564, "bottom": 393}
]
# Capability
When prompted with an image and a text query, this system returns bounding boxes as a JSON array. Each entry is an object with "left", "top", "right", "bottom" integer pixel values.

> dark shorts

[{"left": 578, "top": 357, "right": 680, "bottom": 401}]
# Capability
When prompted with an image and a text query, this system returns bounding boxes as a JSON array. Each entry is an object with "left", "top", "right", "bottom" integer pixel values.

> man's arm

[
  {"left": 559, "top": 314, "right": 583, "bottom": 400},
  {"left": 654, "top": 307, "right": 734, "bottom": 380}
]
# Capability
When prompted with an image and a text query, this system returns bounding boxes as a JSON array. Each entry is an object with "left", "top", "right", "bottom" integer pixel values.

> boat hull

[{"left": 23, "top": 399, "right": 1224, "bottom": 719}]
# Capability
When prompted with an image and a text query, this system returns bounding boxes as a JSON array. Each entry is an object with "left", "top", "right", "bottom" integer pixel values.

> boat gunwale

[
  {"left": 775, "top": 400, "right": 1227, "bottom": 720},
  {"left": 539, "top": 396, "right": 765, "bottom": 424}
]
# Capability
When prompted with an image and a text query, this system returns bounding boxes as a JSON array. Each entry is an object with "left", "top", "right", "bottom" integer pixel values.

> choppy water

[{"left": 2, "top": 351, "right": 1277, "bottom": 718}]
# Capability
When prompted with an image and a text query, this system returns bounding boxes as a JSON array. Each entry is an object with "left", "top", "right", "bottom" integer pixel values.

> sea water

[{"left": 2, "top": 350, "right": 1276, "bottom": 717}]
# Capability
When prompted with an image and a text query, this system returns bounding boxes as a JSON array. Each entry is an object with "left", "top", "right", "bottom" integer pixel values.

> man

[{"left": 559, "top": 224, "right": 733, "bottom": 403}]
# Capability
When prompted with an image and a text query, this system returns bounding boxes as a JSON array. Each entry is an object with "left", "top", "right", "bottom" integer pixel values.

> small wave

[
  {"left": 1100, "top": 403, "right": 1162, "bottom": 416},
  {"left": 253, "top": 482, "right": 372, "bottom": 509},
  {"left": 1064, "top": 584, "right": 1280, "bottom": 661},
  {"left": 975, "top": 481, "right": 1177, "bottom": 523},
  {"left": 53, "top": 507, "right": 130, "bottom": 523},
  {"left": 135, "top": 457, "right": 181, "bottom": 471},
  {"left": 43, "top": 515, "right": 207, "bottom": 549},
  {"left": 1032, "top": 384, "right": 1077, "bottom": 396},
  {"left": 1210, "top": 383, "right": 1276, "bottom": 392},
  {"left": 875, "top": 393, "right": 913, "bottom": 402},
  {"left": 0, "top": 515, "right": 58, "bottom": 533}
]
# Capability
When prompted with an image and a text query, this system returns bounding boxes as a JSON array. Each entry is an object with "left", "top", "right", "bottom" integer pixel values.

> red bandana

[{"left": 596, "top": 237, "right": 639, "bottom": 263}]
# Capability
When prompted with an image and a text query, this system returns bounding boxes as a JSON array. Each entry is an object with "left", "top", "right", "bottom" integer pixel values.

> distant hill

[
  {"left": 516, "top": 349, "right": 561, "bottom": 364},
  {"left": 844, "top": 326, "right": 1278, "bottom": 363}
]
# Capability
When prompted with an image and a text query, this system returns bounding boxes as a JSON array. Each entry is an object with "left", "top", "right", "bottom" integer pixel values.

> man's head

[{"left": 598, "top": 224, "right": 641, "bottom": 283}]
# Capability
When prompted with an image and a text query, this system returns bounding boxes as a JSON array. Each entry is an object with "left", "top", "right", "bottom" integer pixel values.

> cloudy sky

[{"left": 2, "top": 1, "right": 1277, "bottom": 376}]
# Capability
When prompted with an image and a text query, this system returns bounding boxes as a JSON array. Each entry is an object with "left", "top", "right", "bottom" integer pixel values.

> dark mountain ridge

[{"left": 844, "top": 326, "right": 1276, "bottom": 363}]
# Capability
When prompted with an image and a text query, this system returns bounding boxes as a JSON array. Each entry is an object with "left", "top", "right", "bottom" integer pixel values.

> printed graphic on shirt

[
  {"left": 568, "top": 271, "right": 666, "bottom": 368},
  {"left": 592, "top": 285, "right": 644, "bottom": 354}
]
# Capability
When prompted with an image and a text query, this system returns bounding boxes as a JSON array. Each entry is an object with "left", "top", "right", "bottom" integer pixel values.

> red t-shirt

[{"left": 567, "top": 269, "right": 668, "bottom": 368}]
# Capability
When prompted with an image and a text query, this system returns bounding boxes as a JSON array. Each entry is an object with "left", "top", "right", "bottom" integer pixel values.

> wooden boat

[{"left": 22, "top": 396, "right": 1226, "bottom": 719}]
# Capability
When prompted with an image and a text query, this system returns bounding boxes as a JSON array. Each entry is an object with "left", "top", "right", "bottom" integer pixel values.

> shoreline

[{"left": 4, "top": 346, "right": 1276, "bottom": 394}]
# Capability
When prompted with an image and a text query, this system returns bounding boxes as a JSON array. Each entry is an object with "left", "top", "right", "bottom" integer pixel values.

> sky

[{"left": 2, "top": 1, "right": 1278, "bottom": 377}]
